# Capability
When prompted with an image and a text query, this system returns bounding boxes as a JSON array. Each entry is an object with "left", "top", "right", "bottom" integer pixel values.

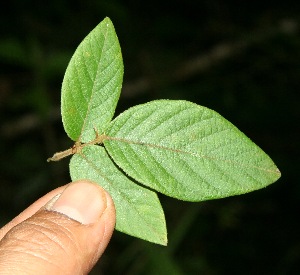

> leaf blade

[
  {"left": 69, "top": 145, "right": 167, "bottom": 245},
  {"left": 62, "top": 17, "right": 123, "bottom": 142},
  {"left": 104, "top": 100, "right": 281, "bottom": 201}
]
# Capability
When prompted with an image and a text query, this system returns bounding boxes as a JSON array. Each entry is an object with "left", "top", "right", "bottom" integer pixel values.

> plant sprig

[{"left": 48, "top": 17, "right": 280, "bottom": 245}]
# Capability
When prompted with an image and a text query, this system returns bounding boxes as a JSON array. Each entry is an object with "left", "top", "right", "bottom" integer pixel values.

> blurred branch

[
  {"left": 2, "top": 18, "right": 298, "bottom": 138},
  {"left": 122, "top": 18, "right": 298, "bottom": 97},
  {"left": 1, "top": 108, "right": 60, "bottom": 138}
]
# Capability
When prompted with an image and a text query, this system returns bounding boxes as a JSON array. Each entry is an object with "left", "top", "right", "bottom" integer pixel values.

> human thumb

[{"left": 0, "top": 180, "right": 116, "bottom": 275}]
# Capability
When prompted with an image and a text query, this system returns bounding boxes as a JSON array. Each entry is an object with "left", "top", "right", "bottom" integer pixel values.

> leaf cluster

[{"left": 48, "top": 17, "right": 280, "bottom": 245}]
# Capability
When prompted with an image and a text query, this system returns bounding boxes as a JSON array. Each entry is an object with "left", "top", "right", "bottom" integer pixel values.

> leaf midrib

[
  {"left": 105, "top": 136, "right": 280, "bottom": 175},
  {"left": 78, "top": 23, "right": 110, "bottom": 142}
]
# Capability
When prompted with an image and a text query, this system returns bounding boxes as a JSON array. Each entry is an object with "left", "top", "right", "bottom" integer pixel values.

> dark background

[{"left": 0, "top": 1, "right": 299, "bottom": 274}]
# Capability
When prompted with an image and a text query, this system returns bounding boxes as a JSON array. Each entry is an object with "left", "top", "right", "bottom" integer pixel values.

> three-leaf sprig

[{"left": 48, "top": 17, "right": 281, "bottom": 245}]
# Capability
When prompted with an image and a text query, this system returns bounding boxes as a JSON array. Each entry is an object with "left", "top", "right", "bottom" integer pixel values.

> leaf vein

[
  {"left": 106, "top": 137, "right": 279, "bottom": 175},
  {"left": 78, "top": 150, "right": 164, "bottom": 238}
]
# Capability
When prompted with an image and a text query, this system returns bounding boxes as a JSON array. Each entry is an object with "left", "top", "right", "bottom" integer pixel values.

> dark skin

[{"left": 0, "top": 180, "right": 116, "bottom": 274}]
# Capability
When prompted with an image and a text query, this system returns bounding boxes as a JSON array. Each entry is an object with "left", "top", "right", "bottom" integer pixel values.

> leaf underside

[
  {"left": 104, "top": 100, "right": 281, "bottom": 201},
  {"left": 59, "top": 17, "right": 281, "bottom": 245},
  {"left": 61, "top": 17, "right": 123, "bottom": 143},
  {"left": 70, "top": 145, "right": 167, "bottom": 245}
]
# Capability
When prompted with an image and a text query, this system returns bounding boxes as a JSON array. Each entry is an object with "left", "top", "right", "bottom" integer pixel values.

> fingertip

[
  {"left": 47, "top": 180, "right": 114, "bottom": 225},
  {"left": 0, "top": 180, "right": 116, "bottom": 274}
]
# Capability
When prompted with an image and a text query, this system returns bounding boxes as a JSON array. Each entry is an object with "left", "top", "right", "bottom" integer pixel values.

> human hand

[{"left": 0, "top": 180, "right": 116, "bottom": 274}]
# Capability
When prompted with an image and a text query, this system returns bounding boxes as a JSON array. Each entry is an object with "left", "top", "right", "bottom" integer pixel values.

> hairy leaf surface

[
  {"left": 70, "top": 145, "right": 167, "bottom": 245},
  {"left": 61, "top": 17, "right": 123, "bottom": 142},
  {"left": 104, "top": 100, "right": 281, "bottom": 201},
  {"left": 51, "top": 17, "right": 281, "bottom": 245}
]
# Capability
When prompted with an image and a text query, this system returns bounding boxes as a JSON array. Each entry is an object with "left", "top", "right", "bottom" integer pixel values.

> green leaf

[
  {"left": 69, "top": 145, "right": 167, "bottom": 245},
  {"left": 51, "top": 17, "right": 280, "bottom": 246},
  {"left": 104, "top": 100, "right": 281, "bottom": 201},
  {"left": 61, "top": 17, "right": 123, "bottom": 143}
]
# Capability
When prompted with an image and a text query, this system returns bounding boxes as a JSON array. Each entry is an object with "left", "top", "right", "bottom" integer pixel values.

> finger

[
  {"left": 0, "top": 185, "right": 67, "bottom": 240},
  {"left": 0, "top": 180, "right": 116, "bottom": 275}
]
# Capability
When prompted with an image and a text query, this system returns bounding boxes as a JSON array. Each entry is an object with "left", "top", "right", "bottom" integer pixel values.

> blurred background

[{"left": 0, "top": 1, "right": 299, "bottom": 274}]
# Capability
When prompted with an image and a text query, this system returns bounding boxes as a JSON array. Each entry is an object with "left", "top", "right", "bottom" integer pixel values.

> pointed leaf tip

[
  {"left": 61, "top": 17, "right": 124, "bottom": 142},
  {"left": 104, "top": 100, "right": 280, "bottom": 201},
  {"left": 70, "top": 145, "right": 168, "bottom": 245}
]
